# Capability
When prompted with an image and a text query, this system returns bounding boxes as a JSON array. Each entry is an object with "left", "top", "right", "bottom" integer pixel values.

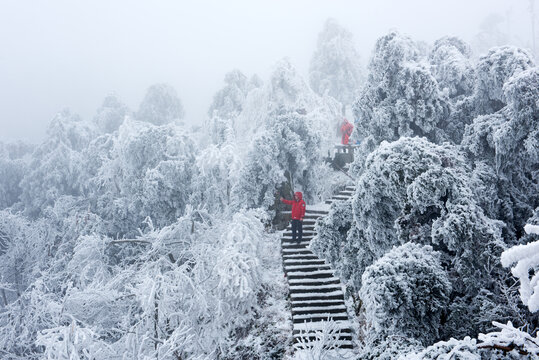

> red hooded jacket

[
  {"left": 341, "top": 119, "right": 354, "bottom": 145},
  {"left": 281, "top": 192, "right": 306, "bottom": 220}
]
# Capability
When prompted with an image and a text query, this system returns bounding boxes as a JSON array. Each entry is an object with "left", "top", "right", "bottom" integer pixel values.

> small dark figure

[{"left": 281, "top": 192, "right": 306, "bottom": 242}]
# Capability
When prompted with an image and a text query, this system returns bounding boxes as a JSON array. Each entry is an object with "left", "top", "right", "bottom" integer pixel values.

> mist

[{"left": 0, "top": 0, "right": 534, "bottom": 142}]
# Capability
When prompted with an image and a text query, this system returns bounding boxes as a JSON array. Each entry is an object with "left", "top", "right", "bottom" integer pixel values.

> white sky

[{"left": 0, "top": 0, "right": 534, "bottom": 142}]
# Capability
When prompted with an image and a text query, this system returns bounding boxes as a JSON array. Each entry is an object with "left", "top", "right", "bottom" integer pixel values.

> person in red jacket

[
  {"left": 340, "top": 118, "right": 354, "bottom": 145},
  {"left": 281, "top": 191, "right": 306, "bottom": 243}
]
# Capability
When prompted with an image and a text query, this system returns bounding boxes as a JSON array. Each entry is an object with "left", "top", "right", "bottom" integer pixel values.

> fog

[{"left": 0, "top": 0, "right": 534, "bottom": 142}]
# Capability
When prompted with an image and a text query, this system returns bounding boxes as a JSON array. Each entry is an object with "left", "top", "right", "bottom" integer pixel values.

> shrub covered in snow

[{"left": 360, "top": 243, "right": 451, "bottom": 344}]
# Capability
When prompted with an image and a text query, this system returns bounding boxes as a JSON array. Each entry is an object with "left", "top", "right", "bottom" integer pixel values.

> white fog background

[{"left": 0, "top": 0, "right": 535, "bottom": 141}]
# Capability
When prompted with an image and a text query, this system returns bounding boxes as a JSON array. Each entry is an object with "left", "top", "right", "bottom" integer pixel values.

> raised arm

[{"left": 281, "top": 198, "right": 293, "bottom": 205}]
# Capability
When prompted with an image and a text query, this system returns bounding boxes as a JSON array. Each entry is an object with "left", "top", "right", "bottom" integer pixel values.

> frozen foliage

[
  {"left": 462, "top": 67, "right": 539, "bottom": 240},
  {"left": 233, "top": 107, "right": 324, "bottom": 210},
  {"left": 357, "top": 337, "right": 421, "bottom": 360},
  {"left": 232, "top": 59, "right": 342, "bottom": 210},
  {"left": 93, "top": 94, "right": 129, "bottom": 134},
  {"left": 309, "top": 19, "right": 363, "bottom": 106},
  {"left": 320, "top": 137, "right": 515, "bottom": 337},
  {"left": 311, "top": 199, "right": 359, "bottom": 284},
  {"left": 401, "top": 337, "right": 480, "bottom": 360},
  {"left": 353, "top": 31, "right": 449, "bottom": 148},
  {"left": 402, "top": 321, "right": 539, "bottom": 359},
  {"left": 19, "top": 109, "right": 96, "bottom": 216},
  {"left": 234, "top": 58, "right": 341, "bottom": 153},
  {"left": 136, "top": 83, "right": 185, "bottom": 125},
  {"left": 91, "top": 120, "right": 197, "bottom": 233},
  {"left": 207, "top": 70, "right": 263, "bottom": 146},
  {"left": 477, "top": 321, "right": 539, "bottom": 358},
  {"left": 0, "top": 209, "right": 289, "bottom": 359},
  {"left": 473, "top": 46, "right": 534, "bottom": 115},
  {"left": 501, "top": 222, "right": 539, "bottom": 312},
  {"left": 0, "top": 156, "right": 27, "bottom": 209},
  {"left": 208, "top": 69, "right": 262, "bottom": 120},
  {"left": 429, "top": 36, "right": 474, "bottom": 100},
  {"left": 292, "top": 321, "right": 356, "bottom": 360},
  {"left": 360, "top": 243, "right": 451, "bottom": 344}
]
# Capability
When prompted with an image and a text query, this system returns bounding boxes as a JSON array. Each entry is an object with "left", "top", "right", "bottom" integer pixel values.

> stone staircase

[{"left": 281, "top": 185, "right": 356, "bottom": 349}]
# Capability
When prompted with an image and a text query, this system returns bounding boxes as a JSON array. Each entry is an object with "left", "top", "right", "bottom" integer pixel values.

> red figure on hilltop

[{"left": 340, "top": 118, "right": 354, "bottom": 145}]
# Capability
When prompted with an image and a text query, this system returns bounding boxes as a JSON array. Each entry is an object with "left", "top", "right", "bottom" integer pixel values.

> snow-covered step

[
  {"left": 331, "top": 196, "right": 349, "bottom": 201},
  {"left": 293, "top": 320, "right": 351, "bottom": 332},
  {"left": 293, "top": 338, "right": 354, "bottom": 349},
  {"left": 285, "top": 263, "right": 331, "bottom": 272},
  {"left": 292, "top": 304, "right": 347, "bottom": 315},
  {"left": 281, "top": 242, "right": 311, "bottom": 249},
  {"left": 289, "top": 284, "right": 342, "bottom": 295},
  {"left": 291, "top": 298, "right": 344, "bottom": 307},
  {"left": 338, "top": 190, "right": 354, "bottom": 196},
  {"left": 293, "top": 312, "right": 349, "bottom": 323},
  {"left": 286, "top": 269, "right": 335, "bottom": 279},
  {"left": 283, "top": 231, "right": 315, "bottom": 237},
  {"left": 288, "top": 276, "right": 340, "bottom": 286},
  {"left": 282, "top": 254, "right": 318, "bottom": 260},
  {"left": 284, "top": 258, "right": 326, "bottom": 266},
  {"left": 281, "top": 247, "right": 313, "bottom": 254},
  {"left": 290, "top": 289, "right": 344, "bottom": 301}
]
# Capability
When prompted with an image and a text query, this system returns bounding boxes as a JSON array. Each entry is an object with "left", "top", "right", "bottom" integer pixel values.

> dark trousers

[{"left": 291, "top": 219, "right": 303, "bottom": 242}]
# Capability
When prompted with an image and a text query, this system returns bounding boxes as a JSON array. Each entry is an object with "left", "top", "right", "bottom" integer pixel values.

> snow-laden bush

[
  {"left": 360, "top": 243, "right": 451, "bottom": 344},
  {"left": 309, "top": 18, "right": 363, "bottom": 106},
  {"left": 136, "top": 83, "right": 185, "bottom": 125}
]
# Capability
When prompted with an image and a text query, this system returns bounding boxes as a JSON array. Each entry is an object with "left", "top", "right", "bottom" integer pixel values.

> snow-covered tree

[
  {"left": 353, "top": 31, "right": 449, "bottom": 150},
  {"left": 207, "top": 70, "right": 262, "bottom": 146},
  {"left": 360, "top": 243, "right": 451, "bottom": 345},
  {"left": 309, "top": 18, "right": 363, "bottom": 106},
  {"left": 462, "top": 66, "right": 539, "bottom": 240},
  {"left": 93, "top": 94, "right": 129, "bottom": 134},
  {"left": 136, "top": 83, "right": 185, "bottom": 125},
  {"left": 19, "top": 109, "right": 96, "bottom": 216},
  {"left": 91, "top": 119, "right": 197, "bottom": 234},
  {"left": 429, "top": 36, "right": 474, "bottom": 101}
]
